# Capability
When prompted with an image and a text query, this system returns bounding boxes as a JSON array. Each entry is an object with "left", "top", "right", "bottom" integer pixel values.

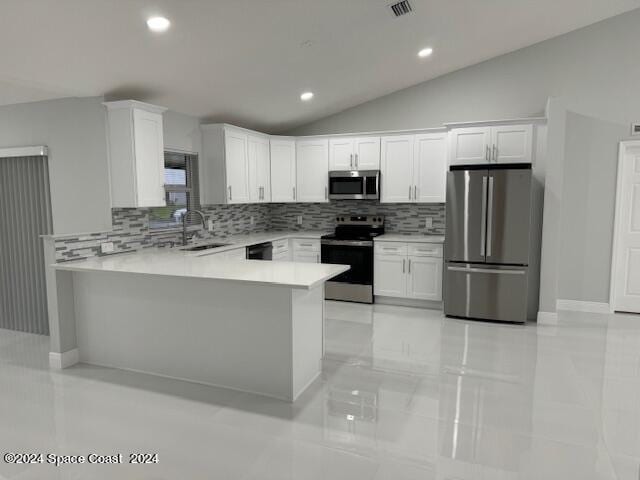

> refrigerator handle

[
  {"left": 480, "top": 176, "right": 487, "bottom": 256},
  {"left": 487, "top": 176, "right": 494, "bottom": 257}
]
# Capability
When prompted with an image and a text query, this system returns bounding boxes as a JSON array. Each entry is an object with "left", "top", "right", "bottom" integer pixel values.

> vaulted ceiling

[{"left": 1, "top": 0, "right": 639, "bottom": 132}]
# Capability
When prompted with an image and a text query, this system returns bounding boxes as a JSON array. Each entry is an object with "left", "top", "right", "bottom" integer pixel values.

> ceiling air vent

[{"left": 389, "top": 0, "right": 412, "bottom": 17}]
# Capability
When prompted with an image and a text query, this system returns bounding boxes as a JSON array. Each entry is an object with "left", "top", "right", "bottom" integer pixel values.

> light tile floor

[{"left": 1, "top": 302, "right": 640, "bottom": 479}]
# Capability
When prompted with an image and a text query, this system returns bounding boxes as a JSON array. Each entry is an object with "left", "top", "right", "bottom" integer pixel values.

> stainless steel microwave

[{"left": 328, "top": 170, "right": 380, "bottom": 200}]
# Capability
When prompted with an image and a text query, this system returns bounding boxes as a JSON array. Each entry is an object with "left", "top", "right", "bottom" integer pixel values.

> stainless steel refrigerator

[{"left": 444, "top": 164, "right": 540, "bottom": 323}]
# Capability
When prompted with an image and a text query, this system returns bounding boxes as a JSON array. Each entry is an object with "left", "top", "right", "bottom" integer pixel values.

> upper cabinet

[
  {"left": 201, "top": 124, "right": 265, "bottom": 204},
  {"left": 270, "top": 137, "right": 297, "bottom": 203},
  {"left": 329, "top": 136, "right": 380, "bottom": 171},
  {"left": 247, "top": 134, "right": 271, "bottom": 203},
  {"left": 380, "top": 132, "right": 447, "bottom": 203},
  {"left": 380, "top": 135, "right": 414, "bottom": 203},
  {"left": 296, "top": 138, "right": 329, "bottom": 202},
  {"left": 104, "top": 100, "right": 167, "bottom": 208},
  {"left": 414, "top": 133, "right": 448, "bottom": 203},
  {"left": 449, "top": 124, "right": 533, "bottom": 165}
]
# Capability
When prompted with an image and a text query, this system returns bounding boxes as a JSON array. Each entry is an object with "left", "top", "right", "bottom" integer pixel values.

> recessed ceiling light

[
  {"left": 147, "top": 16, "right": 171, "bottom": 33},
  {"left": 300, "top": 92, "right": 314, "bottom": 101},
  {"left": 418, "top": 47, "right": 433, "bottom": 58}
]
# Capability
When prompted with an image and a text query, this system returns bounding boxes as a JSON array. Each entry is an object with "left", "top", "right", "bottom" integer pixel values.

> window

[{"left": 149, "top": 152, "right": 200, "bottom": 230}]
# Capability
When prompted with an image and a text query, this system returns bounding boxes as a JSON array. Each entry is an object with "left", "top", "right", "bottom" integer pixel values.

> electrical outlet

[
  {"left": 100, "top": 242, "right": 114, "bottom": 254},
  {"left": 207, "top": 219, "right": 214, "bottom": 231},
  {"left": 297, "top": 215, "right": 303, "bottom": 225},
  {"left": 424, "top": 217, "right": 433, "bottom": 229}
]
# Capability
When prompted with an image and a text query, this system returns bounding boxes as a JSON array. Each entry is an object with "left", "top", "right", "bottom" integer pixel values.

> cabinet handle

[
  {"left": 414, "top": 185, "right": 417, "bottom": 200},
  {"left": 325, "top": 186, "right": 328, "bottom": 200},
  {"left": 408, "top": 186, "right": 412, "bottom": 200},
  {"left": 228, "top": 186, "right": 232, "bottom": 201},
  {"left": 408, "top": 259, "right": 412, "bottom": 273},
  {"left": 402, "top": 258, "right": 405, "bottom": 273},
  {"left": 350, "top": 153, "right": 353, "bottom": 169},
  {"left": 292, "top": 186, "right": 296, "bottom": 200},
  {"left": 355, "top": 153, "right": 359, "bottom": 169},
  {"left": 486, "top": 145, "right": 491, "bottom": 162},
  {"left": 492, "top": 145, "right": 497, "bottom": 162}
]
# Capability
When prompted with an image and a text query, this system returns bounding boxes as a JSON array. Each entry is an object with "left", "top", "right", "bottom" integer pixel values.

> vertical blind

[{"left": 0, "top": 154, "right": 53, "bottom": 335}]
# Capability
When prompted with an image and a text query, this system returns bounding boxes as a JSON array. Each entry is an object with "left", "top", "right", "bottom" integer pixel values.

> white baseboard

[
  {"left": 556, "top": 299, "right": 610, "bottom": 314},
  {"left": 537, "top": 311, "right": 558, "bottom": 325},
  {"left": 49, "top": 349, "right": 79, "bottom": 369},
  {"left": 374, "top": 296, "right": 443, "bottom": 310}
]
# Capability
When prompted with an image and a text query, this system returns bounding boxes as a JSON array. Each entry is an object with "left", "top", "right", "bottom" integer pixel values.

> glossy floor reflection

[{"left": 1, "top": 303, "right": 640, "bottom": 479}]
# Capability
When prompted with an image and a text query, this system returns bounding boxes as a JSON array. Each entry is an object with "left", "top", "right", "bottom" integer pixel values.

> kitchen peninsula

[{"left": 48, "top": 249, "right": 348, "bottom": 401}]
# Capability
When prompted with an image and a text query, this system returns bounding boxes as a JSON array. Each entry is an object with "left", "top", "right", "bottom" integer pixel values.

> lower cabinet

[
  {"left": 374, "top": 241, "right": 442, "bottom": 301},
  {"left": 272, "top": 238, "right": 291, "bottom": 261},
  {"left": 292, "top": 238, "right": 320, "bottom": 263}
]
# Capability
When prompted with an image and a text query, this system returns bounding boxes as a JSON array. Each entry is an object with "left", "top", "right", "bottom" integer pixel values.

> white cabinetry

[
  {"left": 329, "top": 137, "right": 380, "bottom": 171},
  {"left": 223, "top": 248, "right": 247, "bottom": 260},
  {"left": 380, "top": 132, "right": 447, "bottom": 203},
  {"left": 201, "top": 124, "right": 273, "bottom": 205},
  {"left": 248, "top": 134, "right": 271, "bottom": 202},
  {"left": 292, "top": 238, "right": 320, "bottom": 263},
  {"left": 374, "top": 241, "right": 442, "bottom": 301},
  {"left": 380, "top": 135, "right": 414, "bottom": 203},
  {"left": 270, "top": 137, "right": 297, "bottom": 202},
  {"left": 296, "top": 139, "right": 329, "bottom": 203},
  {"left": 104, "top": 100, "right": 167, "bottom": 208},
  {"left": 272, "top": 238, "right": 291, "bottom": 261},
  {"left": 449, "top": 124, "right": 533, "bottom": 165}
]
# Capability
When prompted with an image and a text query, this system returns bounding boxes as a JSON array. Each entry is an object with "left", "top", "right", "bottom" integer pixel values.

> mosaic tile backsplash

[{"left": 54, "top": 201, "right": 445, "bottom": 262}]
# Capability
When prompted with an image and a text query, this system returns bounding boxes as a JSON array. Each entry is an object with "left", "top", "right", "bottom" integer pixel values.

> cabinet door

[
  {"left": 224, "top": 129, "right": 250, "bottom": 204},
  {"left": 293, "top": 251, "right": 320, "bottom": 263},
  {"left": 354, "top": 137, "right": 380, "bottom": 170},
  {"left": 491, "top": 124, "right": 533, "bottom": 164},
  {"left": 272, "top": 250, "right": 291, "bottom": 262},
  {"left": 329, "top": 137, "right": 355, "bottom": 171},
  {"left": 296, "top": 139, "right": 329, "bottom": 203},
  {"left": 407, "top": 256, "right": 442, "bottom": 301},
  {"left": 374, "top": 254, "right": 407, "bottom": 297},
  {"left": 224, "top": 248, "right": 247, "bottom": 260},
  {"left": 132, "top": 108, "right": 166, "bottom": 207},
  {"left": 247, "top": 135, "right": 270, "bottom": 203},
  {"left": 380, "top": 135, "right": 414, "bottom": 203},
  {"left": 270, "top": 138, "right": 296, "bottom": 202},
  {"left": 414, "top": 133, "right": 448, "bottom": 203},
  {"left": 449, "top": 127, "right": 491, "bottom": 165}
]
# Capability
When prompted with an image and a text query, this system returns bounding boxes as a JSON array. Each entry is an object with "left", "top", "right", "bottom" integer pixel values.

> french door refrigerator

[{"left": 444, "top": 164, "right": 536, "bottom": 323}]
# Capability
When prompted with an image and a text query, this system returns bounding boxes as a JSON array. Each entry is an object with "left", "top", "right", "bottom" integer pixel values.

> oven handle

[{"left": 321, "top": 239, "right": 373, "bottom": 247}]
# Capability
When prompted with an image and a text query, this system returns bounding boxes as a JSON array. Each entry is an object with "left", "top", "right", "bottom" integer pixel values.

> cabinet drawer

[
  {"left": 293, "top": 238, "right": 320, "bottom": 252},
  {"left": 374, "top": 242, "right": 407, "bottom": 256},
  {"left": 272, "top": 238, "right": 289, "bottom": 252},
  {"left": 408, "top": 243, "right": 443, "bottom": 258}
]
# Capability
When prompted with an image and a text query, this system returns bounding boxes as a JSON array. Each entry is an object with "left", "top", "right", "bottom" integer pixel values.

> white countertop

[
  {"left": 184, "top": 230, "right": 328, "bottom": 256},
  {"left": 53, "top": 248, "right": 349, "bottom": 290},
  {"left": 375, "top": 234, "right": 445, "bottom": 244}
]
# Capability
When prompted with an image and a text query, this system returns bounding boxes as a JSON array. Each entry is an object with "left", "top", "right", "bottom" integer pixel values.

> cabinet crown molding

[
  {"left": 102, "top": 100, "right": 167, "bottom": 114},
  {"left": 443, "top": 117, "right": 547, "bottom": 129}
]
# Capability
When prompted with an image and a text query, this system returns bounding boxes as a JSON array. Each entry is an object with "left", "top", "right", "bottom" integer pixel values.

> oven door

[
  {"left": 322, "top": 240, "right": 374, "bottom": 303},
  {"left": 321, "top": 240, "right": 373, "bottom": 284},
  {"left": 328, "top": 172, "right": 366, "bottom": 199}
]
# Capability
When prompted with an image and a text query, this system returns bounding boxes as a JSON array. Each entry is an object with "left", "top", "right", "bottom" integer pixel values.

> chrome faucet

[{"left": 182, "top": 209, "right": 207, "bottom": 246}]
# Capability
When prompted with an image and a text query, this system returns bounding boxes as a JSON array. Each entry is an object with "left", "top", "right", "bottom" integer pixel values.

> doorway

[{"left": 611, "top": 140, "right": 640, "bottom": 313}]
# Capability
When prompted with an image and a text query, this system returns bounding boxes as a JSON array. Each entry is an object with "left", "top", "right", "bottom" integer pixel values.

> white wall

[
  {"left": 290, "top": 8, "right": 640, "bottom": 136},
  {"left": 163, "top": 110, "right": 203, "bottom": 156},
  {"left": 0, "top": 97, "right": 112, "bottom": 235},
  {"left": 557, "top": 112, "right": 627, "bottom": 303}
]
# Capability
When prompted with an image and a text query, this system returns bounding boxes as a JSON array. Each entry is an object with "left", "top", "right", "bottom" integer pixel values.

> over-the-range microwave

[{"left": 328, "top": 170, "right": 380, "bottom": 200}]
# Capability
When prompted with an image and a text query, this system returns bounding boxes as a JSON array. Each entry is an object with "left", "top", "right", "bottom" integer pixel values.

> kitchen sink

[{"left": 182, "top": 243, "right": 231, "bottom": 252}]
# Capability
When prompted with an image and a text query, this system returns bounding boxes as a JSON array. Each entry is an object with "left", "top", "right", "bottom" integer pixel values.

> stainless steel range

[{"left": 321, "top": 216, "right": 385, "bottom": 303}]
